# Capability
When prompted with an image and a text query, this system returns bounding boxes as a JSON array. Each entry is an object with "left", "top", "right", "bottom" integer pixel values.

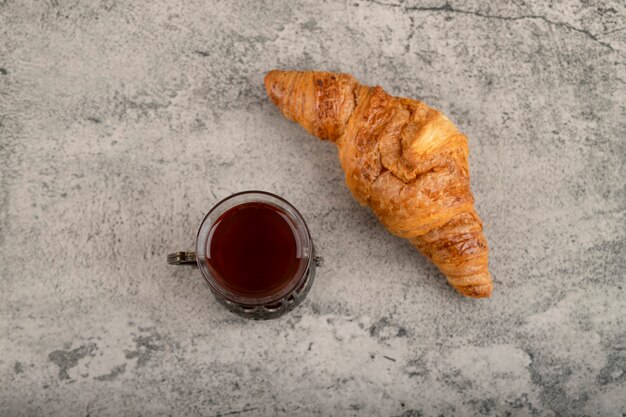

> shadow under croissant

[{"left": 318, "top": 198, "right": 470, "bottom": 297}]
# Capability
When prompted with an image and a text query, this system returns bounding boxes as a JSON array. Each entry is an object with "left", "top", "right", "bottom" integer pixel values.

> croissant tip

[
  {"left": 264, "top": 69, "right": 281, "bottom": 82},
  {"left": 264, "top": 70, "right": 286, "bottom": 105},
  {"left": 456, "top": 283, "right": 493, "bottom": 298}
]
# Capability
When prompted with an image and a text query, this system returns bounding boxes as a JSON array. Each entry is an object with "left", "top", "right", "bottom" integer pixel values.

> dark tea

[
  {"left": 206, "top": 202, "right": 303, "bottom": 298},
  {"left": 168, "top": 190, "right": 317, "bottom": 319}
]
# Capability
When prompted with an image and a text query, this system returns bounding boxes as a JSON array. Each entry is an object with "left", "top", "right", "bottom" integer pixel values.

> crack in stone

[
  {"left": 94, "top": 363, "right": 126, "bottom": 381},
  {"left": 405, "top": 15, "right": 415, "bottom": 54},
  {"left": 207, "top": 407, "right": 259, "bottom": 417},
  {"left": 602, "top": 26, "right": 626, "bottom": 36},
  {"left": 365, "top": 0, "right": 402, "bottom": 7},
  {"left": 48, "top": 343, "right": 97, "bottom": 380},
  {"left": 363, "top": 0, "right": 615, "bottom": 51}
]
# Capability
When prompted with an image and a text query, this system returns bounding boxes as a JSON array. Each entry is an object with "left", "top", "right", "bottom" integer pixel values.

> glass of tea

[{"left": 167, "top": 191, "right": 320, "bottom": 319}]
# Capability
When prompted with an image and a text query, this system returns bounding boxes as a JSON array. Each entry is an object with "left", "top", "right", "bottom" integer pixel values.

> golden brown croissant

[{"left": 264, "top": 70, "right": 493, "bottom": 298}]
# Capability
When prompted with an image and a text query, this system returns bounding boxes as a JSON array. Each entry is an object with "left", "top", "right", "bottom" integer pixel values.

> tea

[{"left": 206, "top": 202, "right": 303, "bottom": 298}]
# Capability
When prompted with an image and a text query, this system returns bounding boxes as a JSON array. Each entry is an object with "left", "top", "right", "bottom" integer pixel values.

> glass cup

[{"left": 167, "top": 191, "right": 321, "bottom": 319}]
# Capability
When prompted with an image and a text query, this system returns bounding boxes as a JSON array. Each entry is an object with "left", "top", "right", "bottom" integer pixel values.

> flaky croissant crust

[{"left": 265, "top": 70, "right": 492, "bottom": 298}]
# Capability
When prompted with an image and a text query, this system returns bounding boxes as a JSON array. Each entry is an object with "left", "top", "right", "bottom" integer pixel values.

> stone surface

[{"left": 1, "top": 0, "right": 625, "bottom": 416}]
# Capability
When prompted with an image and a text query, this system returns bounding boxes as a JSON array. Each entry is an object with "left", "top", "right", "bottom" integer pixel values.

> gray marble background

[{"left": 1, "top": 0, "right": 625, "bottom": 416}]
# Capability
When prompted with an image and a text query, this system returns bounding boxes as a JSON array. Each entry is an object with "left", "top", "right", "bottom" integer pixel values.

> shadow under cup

[{"left": 168, "top": 191, "right": 318, "bottom": 319}]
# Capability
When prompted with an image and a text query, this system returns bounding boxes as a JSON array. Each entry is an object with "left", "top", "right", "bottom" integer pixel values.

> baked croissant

[{"left": 264, "top": 70, "right": 493, "bottom": 298}]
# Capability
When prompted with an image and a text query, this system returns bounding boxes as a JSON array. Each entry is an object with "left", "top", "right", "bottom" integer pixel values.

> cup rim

[{"left": 195, "top": 190, "right": 313, "bottom": 306}]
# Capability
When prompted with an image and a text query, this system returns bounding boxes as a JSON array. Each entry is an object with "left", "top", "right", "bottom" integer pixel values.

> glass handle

[{"left": 167, "top": 251, "right": 197, "bottom": 266}]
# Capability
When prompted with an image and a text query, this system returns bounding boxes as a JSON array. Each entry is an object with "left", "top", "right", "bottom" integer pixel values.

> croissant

[{"left": 264, "top": 70, "right": 493, "bottom": 298}]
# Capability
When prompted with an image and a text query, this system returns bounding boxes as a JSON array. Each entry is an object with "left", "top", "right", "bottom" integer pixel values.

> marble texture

[{"left": 1, "top": 0, "right": 625, "bottom": 416}]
